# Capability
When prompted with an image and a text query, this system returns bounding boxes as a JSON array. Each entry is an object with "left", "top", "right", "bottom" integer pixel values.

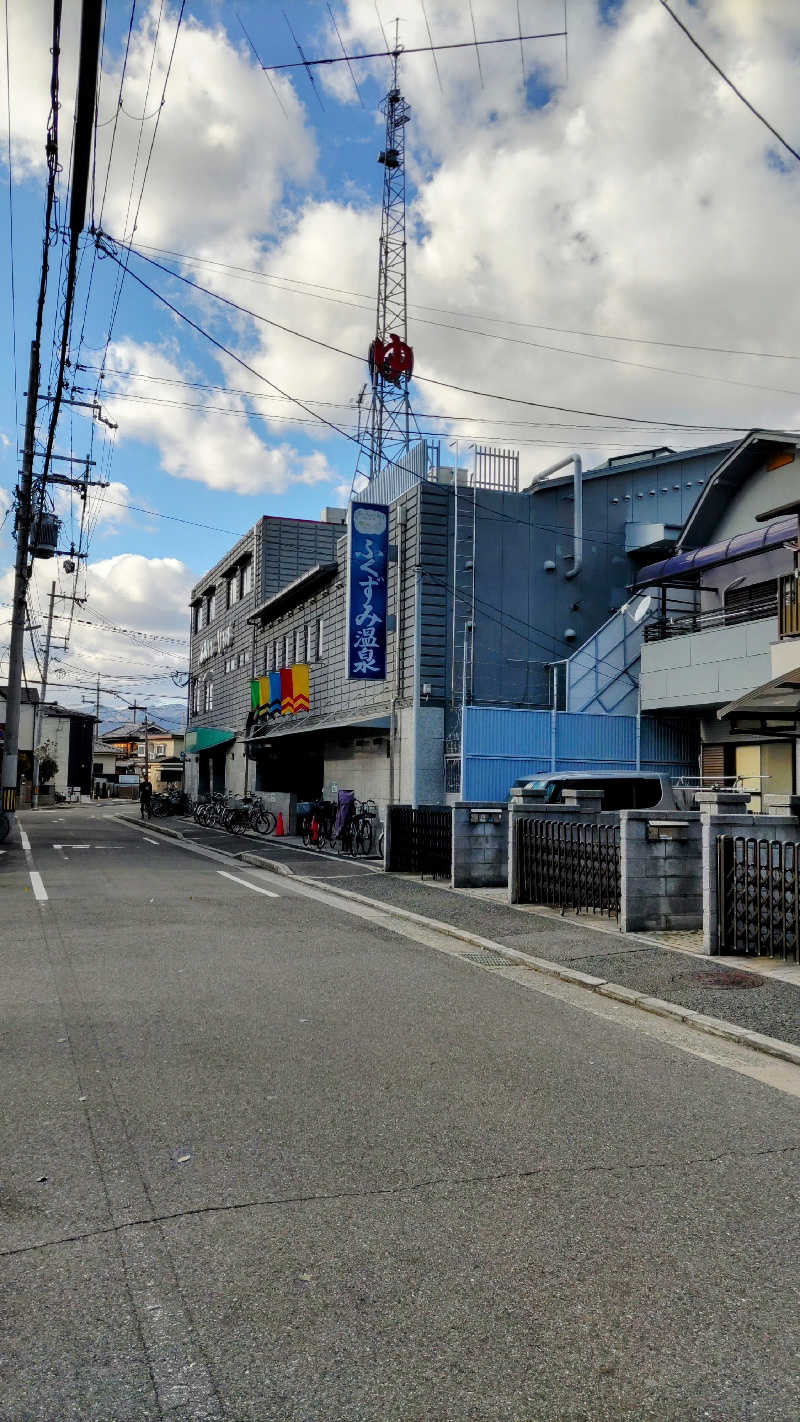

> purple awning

[{"left": 634, "top": 514, "right": 797, "bottom": 587}]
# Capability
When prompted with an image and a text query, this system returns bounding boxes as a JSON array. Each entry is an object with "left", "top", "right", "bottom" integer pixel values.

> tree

[{"left": 37, "top": 739, "right": 58, "bottom": 785}]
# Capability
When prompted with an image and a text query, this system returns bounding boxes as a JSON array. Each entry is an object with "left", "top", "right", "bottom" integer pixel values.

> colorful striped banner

[{"left": 252, "top": 666, "right": 309, "bottom": 717}]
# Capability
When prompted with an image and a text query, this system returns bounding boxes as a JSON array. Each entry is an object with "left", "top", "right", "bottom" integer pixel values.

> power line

[
  {"left": 95, "top": 386, "right": 741, "bottom": 450},
  {"left": 101, "top": 239, "right": 756, "bottom": 433},
  {"left": 83, "top": 363, "right": 746, "bottom": 435},
  {"left": 657, "top": 0, "right": 800, "bottom": 166},
  {"left": 126, "top": 237, "right": 800, "bottom": 364},
  {"left": 4, "top": 0, "right": 19, "bottom": 458}
]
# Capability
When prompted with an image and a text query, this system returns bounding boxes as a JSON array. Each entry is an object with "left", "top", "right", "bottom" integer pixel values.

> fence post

[
  {"left": 508, "top": 787, "right": 546, "bottom": 902},
  {"left": 696, "top": 791, "right": 752, "bottom": 954}
]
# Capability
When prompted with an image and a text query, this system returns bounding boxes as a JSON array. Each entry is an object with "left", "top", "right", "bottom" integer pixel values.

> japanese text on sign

[{"left": 347, "top": 503, "right": 388, "bottom": 680}]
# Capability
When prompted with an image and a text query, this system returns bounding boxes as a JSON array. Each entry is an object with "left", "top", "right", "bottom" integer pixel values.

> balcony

[
  {"left": 640, "top": 609, "right": 776, "bottom": 712},
  {"left": 643, "top": 594, "right": 778, "bottom": 642},
  {"left": 779, "top": 572, "right": 800, "bottom": 639}
]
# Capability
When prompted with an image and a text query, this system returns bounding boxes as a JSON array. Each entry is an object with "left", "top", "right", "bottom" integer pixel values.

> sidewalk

[{"left": 124, "top": 811, "right": 800, "bottom": 1056}]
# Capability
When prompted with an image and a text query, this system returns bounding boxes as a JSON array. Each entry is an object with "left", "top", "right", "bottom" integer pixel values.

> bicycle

[{"left": 350, "top": 798, "right": 377, "bottom": 858}]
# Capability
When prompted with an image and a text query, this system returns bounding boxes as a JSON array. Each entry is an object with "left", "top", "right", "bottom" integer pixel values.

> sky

[{"left": 2, "top": 0, "right": 800, "bottom": 713}]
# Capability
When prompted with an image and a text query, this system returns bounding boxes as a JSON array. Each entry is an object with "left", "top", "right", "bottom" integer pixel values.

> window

[
  {"left": 155, "top": 743, "right": 165, "bottom": 758},
  {"left": 265, "top": 641, "right": 275, "bottom": 672},
  {"left": 204, "top": 678, "right": 213, "bottom": 713},
  {"left": 295, "top": 626, "right": 305, "bottom": 663},
  {"left": 228, "top": 574, "right": 239, "bottom": 608},
  {"left": 207, "top": 588, "right": 216, "bottom": 623},
  {"left": 137, "top": 742, "right": 145, "bottom": 756},
  {"left": 724, "top": 578, "right": 778, "bottom": 626},
  {"left": 274, "top": 637, "right": 280, "bottom": 669},
  {"left": 196, "top": 601, "right": 205, "bottom": 631},
  {"left": 192, "top": 679, "right": 200, "bottom": 715},
  {"left": 192, "top": 603, "right": 201, "bottom": 634},
  {"left": 307, "top": 621, "right": 317, "bottom": 662},
  {"left": 316, "top": 615, "right": 324, "bottom": 660},
  {"left": 284, "top": 633, "right": 292, "bottom": 666},
  {"left": 241, "top": 559, "right": 252, "bottom": 596}
]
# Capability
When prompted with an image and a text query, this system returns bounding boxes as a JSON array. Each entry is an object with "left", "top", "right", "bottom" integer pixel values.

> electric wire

[
  {"left": 126, "top": 238, "right": 800, "bottom": 364},
  {"left": 4, "top": 0, "right": 19, "bottom": 458},
  {"left": 100, "top": 239, "right": 758, "bottom": 433},
  {"left": 657, "top": 0, "right": 800, "bottom": 167}
]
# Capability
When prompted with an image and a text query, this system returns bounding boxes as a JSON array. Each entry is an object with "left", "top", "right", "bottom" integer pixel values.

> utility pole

[
  {"left": 2, "top": 342, "right": 40, "bottom": 819},
  {"left": 30, "top": 580, "right": 56, "bottom": 809},
  {"left": 0, "top": 0, "right": 101, "bottom": 833},
  {"left": 128, "top": 700, "right": 149, "bottom": 782}
]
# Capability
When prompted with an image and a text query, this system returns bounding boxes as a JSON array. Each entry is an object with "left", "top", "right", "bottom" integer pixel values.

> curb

[
  {"left": 237, "top": 854, "right": 800, "bottom": 1071},
  {"left": 238, "top": 850, "right": 296, "bottom": 879},
  {"left": 111, "top": 827, "right": 800, "bottom": 1073},
  {"left": 111, "top": 814, "right": 186, "bottom": 842}
]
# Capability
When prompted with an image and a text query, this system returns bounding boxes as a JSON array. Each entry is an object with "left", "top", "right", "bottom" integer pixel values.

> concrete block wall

[
  {"left": 619, "top": 811, "right": 703, "bottom": 933},
  {"left": 452, "top": 804, "right": 508, "bottom": 888}
]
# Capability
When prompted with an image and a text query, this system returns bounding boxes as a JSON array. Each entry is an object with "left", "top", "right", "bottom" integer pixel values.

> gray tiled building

[{"left": 185, "top": 440, "right": 729, "bottom": 809}]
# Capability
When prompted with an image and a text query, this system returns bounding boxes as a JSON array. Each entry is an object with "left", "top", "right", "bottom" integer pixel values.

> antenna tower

[{"left": 366, "top": 34, "right": 414, "bottom": 479}]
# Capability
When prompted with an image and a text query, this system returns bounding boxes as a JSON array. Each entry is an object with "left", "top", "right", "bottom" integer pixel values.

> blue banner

[{"left": 347, "top": 502, "right": 389, "bottom": 680}]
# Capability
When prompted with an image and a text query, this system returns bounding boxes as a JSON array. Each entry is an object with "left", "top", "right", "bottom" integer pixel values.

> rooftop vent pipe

[{"left": 523, "top": 454, "right": 583, "bottom": 579}]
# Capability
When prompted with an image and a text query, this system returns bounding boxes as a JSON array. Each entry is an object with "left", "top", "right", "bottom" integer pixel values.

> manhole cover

[
  {"left": 462, "top": 949, "right": 512, "bottom": 969},
  {"left": 677, "top": 968, "right": 765, "bottom": 989}
]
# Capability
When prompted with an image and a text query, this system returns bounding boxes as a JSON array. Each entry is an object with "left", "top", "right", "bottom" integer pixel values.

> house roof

[
  {"left": 676, "top": 430, "right": 798, "bottom": 549},
  {"left": 247, "top": 561, "right": 338, "bottom": 625},
  {"left": 719, "top": 666, "right": 800, "bottom": 732},
  {"left": 102, "top": 720, "right": 171, "bottom": 742},
  {"left": 0, "top": 684, "right": 39, "bottom": 704},
  {"left": 634, "top": 513, "right": 797, "bottom": 587}
]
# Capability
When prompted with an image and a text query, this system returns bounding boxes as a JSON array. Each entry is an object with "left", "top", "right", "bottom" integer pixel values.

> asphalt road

[{"left": 2, "top": 805, "right": 800, "bottom": 1421}]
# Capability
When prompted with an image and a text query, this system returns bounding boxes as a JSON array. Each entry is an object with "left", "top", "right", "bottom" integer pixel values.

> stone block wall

[
  {"left": 619, "top": 811, "right": 703, "bottom": 933},
  {"left": 452, "top": 804, "right": 508, "bottom": 888}
]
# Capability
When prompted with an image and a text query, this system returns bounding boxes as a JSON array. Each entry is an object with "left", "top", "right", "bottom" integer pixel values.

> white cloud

[
  {"left": 53, "top": 480, "right": 132, "bottom": 535},
  {"left": 103, "top": 341, "right": 336, "bottom": 495},
  {"left": 213, "top": 0, "right": 800, "bottom": 475},
  {"left": 0, "top": 553, "right": 193, "bottom": 707},
  {"left": 0, "top": 2, "right": 316, "bottom": 261}
]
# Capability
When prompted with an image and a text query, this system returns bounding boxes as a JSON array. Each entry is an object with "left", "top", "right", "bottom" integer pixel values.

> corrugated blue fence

[{"left": 461, "top": 707, "right": 698, "bottom": 802}]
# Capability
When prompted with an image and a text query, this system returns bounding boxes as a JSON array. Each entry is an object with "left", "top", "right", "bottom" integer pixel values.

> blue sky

[{"left": 2, "top": 0, "right": 800, "bottom": 703}]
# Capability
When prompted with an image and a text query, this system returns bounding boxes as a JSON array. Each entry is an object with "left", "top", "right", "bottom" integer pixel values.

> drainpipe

[
  {"left": 523, "top": 453, "right": 583, "bottom": 579},
  {"left": 412, "top": 562, "right": 423, "bottom": 809}
]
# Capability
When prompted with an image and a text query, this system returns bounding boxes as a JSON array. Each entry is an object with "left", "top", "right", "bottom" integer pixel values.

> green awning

[{"left": 185, "top": 727, "right": 236, "bottom": 753}]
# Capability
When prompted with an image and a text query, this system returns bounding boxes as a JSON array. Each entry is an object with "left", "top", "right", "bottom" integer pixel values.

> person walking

[{"left": 139, "top": 774, "right": 153, "bottom": 820}]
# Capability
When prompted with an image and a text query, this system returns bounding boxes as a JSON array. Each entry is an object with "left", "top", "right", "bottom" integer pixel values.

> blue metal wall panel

[
  {"left": 555, "top": 710, "right": 637, "bottom": 765},
  {"left": 461, "top": 707, "right": 697, "bottom": 802},
  {"left": 464, "top": 756, "right": 550, "bottom": 802}
]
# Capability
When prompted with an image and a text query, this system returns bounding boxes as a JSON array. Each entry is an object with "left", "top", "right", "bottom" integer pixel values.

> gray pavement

[
  {"left": 148, "top": 811, "right": 800, "bottom": 1052},
  {"left": 2, "top": 805, "right": 800, "bottom": 1419}
]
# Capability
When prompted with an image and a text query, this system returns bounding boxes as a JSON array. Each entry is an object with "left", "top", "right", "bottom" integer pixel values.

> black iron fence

[
  {"left": 643, "top": 596, "right": 777, "bottom": 643},
  {"left": 388, "top": 805, "right": 452, "bottom": 879},
  {"left": 516, "top": 817, "right": 620, "bottom": 918},
  {"left": 717, "top": 835, "right": 800, "bottom": 960}
]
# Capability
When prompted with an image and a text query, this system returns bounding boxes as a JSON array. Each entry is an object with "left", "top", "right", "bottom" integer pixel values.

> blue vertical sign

[{"left": 347, "top": 502, "right": 389, "bottom": 680}]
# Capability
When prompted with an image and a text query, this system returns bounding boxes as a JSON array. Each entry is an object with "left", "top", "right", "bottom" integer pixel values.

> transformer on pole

[{"left": 366, "top": 44, "right": 414, "bottom": 480}]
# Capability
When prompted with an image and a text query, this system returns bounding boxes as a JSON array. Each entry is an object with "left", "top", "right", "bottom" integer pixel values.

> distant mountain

[{"left": 97, "top": 700, "right": 187, "bottom": 737}]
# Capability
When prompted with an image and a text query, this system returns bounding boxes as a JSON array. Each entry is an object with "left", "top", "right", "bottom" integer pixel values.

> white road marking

[
  {"left": 143, "top": 837, "right": 160, "bottom": 845},
  {"left": 29, "top": 871, "right": 48, "bottom": 902},
  {"left": 52, "top": 843, "right": 91, "bottom": 849},
  {"left": 217, "top": 870, "right": 279, "bottom": 898},
  {"left": 18, "top": 828, "right": 48, "bottom": 899}
]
